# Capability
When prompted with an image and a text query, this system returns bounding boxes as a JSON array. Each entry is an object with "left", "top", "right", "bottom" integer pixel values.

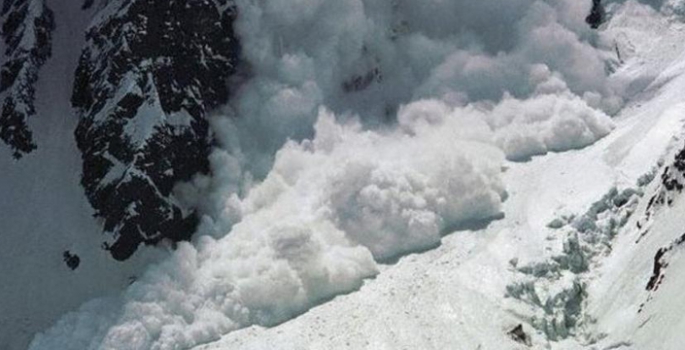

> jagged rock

[
  {"left": 645, "top": 233, "right": 685, "bottom": 292},
  {"left": 646, "top": 247, "right": 668, "bottom": 291},
  {"left": 508, "top": 324, "right": 531, "bottom": 346},
  {"left": 640, "top": 144, "right": 685, "bottom": 237},
  {"left": 73, "top": 0, "right": 240, "bottom": 260},
  {"left": 586, "top": 0, "right": 605, "bottom": 29},
  {"left": 62, "top": 251, "right": 81, "bottom": 270},
  {"left": 0, "top": 0, "right": 54, "bottom": 158}
]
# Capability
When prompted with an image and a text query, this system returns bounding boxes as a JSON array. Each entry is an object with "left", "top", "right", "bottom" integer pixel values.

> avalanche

[
  {"left": 13, "top": 0, "right": 685, "bottom": 350},
  {"left": 195, "top": 2, "right": 685, "bottom": 349}
]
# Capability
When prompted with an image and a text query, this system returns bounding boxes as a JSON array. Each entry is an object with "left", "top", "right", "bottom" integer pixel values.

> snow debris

[{"left": 30, "top": 0, "right": 629, "bottom": 348}]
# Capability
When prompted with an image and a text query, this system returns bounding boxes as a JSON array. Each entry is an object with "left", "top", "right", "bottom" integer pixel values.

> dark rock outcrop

[
  {"left": 63, "top": 251, "right": 81, "bottom": 270},
  {"left": 73, "top": 0, "right": 240, "bottom": 260},
  {"left": 0, "top": 0, "right": 54, "bottom": 158},
  {"left": 586, "top": 0, "right": 605, "bottom": 29},
  {"left": 508, "top": 324, "right": 531, "bottom": 346}
]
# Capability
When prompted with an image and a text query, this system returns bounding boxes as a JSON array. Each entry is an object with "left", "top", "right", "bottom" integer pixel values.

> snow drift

[{"left": 29, "top": 0, "right": 623, "bottom": 348}]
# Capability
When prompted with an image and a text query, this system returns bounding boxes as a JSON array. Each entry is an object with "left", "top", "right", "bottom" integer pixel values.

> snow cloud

[
  {"left": 31, "top": 0, "right": 627, "bottom": 348},
  {"left": 224, "top": 0, "right": 619, "bottom": 177},
  {"left": 30, "top": 107, "right": 507, "bottom": 349}
]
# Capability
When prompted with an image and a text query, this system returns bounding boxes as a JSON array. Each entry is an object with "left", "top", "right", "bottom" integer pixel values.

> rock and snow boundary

[{"left": 24, "top": 1, "right": 685, "bottom": 349}]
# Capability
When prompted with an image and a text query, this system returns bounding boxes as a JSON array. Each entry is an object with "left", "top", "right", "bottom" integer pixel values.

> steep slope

[
  {"left": 0, "top": 0, "right": 247, "bottom": 348},
  {"left": 9, "top": 1, "right": 685, "bottom": 349},
  {"left": 72, "top": 0, "right": 240, "bottom": 261},
  {"left": 196, "top": 2, "right": 685, "bottom": 349},
  {"left": 0, "top": 1, "right": 244, "bottom": 348},
  {"left": 0, "top": 0, "right": 54, "bottom": 157},
  {"left": 587, "top": 144, "right": 685, "bottom": 350},
  {"left": 582, "top": 9, "right": 685, "bottom": 344},
  {"left": 0, "top": 2, "right": 155, "bottom": 350},
  {"left": 22, "top": 0, "right": 662, "bottom": 349}
]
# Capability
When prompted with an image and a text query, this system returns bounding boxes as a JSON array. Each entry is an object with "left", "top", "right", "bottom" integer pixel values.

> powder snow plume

[{"left": 30, "top": 0, "right": 621, "bottom": 349}]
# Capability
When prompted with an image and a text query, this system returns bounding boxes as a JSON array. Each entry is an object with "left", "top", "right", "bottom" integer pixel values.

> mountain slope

[
  {"left": 0, "top": 0, "right": 244, "bottom": 348},
  {"left": 196, "top": 2, "right": 685, "bottom": 349},
  {"left": 7, "top": 1, "right": 685, "bottom": 350},
  {"left": 72, "top": 0, "right": 240, "bottom": 260},
  {"left": 0, "top": 0, "right": 54, "bottom": 157},
  {"left": 0, "top": 2, "right": 154, "bottom": 350}
]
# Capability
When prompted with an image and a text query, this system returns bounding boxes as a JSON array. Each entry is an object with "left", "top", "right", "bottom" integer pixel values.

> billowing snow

[
  {"left": 221, "top": 0, "right": 620, "bottom": 179},
  {"left": 11, "top": 0, "right": 685, "bottom": 349},
  {"left": 193, "top": 3, "right": 685, "bottom": 349},
  {"left": 489, "top": 92, "right": 613, "bottom": 161}
]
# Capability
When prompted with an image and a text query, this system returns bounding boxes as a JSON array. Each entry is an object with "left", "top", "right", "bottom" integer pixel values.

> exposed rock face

[
  {"left": 0, "top": 0, "right": 54, "bottom": 158},
  {"left": 72, "top": 0, "right": 240, "bottom": 260},
  {"left": 637, "top": 145, "right": 685, "bottom": 244},
  {"left": 635, "top": 144, "right": 685, "bottom": 310},
  {"left": 586, "top": 0, "right": 605, "bottom": 29}
]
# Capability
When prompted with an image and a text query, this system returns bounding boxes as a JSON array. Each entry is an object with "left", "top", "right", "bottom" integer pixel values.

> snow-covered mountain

[
  {"left": 0, "top": 1, "right": 241, "bottom": 349},
  {"left": 5, "top": 0, "right": 685, "bottom": 349},
  {"left": 72, "top": 0, "right": 240, "bottom": 260}
]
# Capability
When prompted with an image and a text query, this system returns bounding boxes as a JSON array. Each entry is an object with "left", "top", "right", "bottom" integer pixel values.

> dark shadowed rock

[
  {"left": 0, "top": 0, "right": 54, "bottom": 158},
  {"left": 586, "top": 0, "right": 605, "bottom": 29},
  {"left": 508, "top": 324, "right": 531, "bottom": 346},
  {"left": 73, "top": 0, "right": 240, "bottom": 260},
  {"left": 63, "top": 251, "right": 81, "bottom": 270}
]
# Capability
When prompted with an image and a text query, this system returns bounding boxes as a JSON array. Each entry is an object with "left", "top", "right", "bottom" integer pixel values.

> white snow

[
  {"left": 194, "top": 2, "right": 685, "bottom": 349},
  {"left": 488, "top": 92, "right": 614, "bottom": 161},
  {"left": 11, "top": 0, "right": 685, "bottom": 349}
]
